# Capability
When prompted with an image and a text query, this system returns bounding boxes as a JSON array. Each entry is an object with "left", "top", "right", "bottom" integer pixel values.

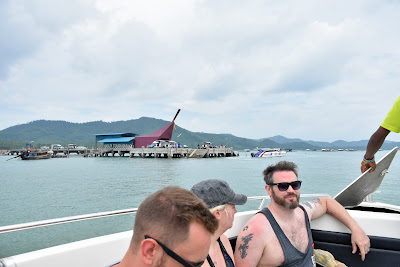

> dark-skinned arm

[{"left": 361, "top": 126, "right": 390, "bottom": 173}]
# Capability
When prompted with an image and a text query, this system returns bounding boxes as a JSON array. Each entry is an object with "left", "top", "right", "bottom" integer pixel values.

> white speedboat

[
  {"left": 251, "top": 148, "right": 287, "bottom": 157},
  {"left": 1, "top": 148, "right": 399, "bottom": 267}
]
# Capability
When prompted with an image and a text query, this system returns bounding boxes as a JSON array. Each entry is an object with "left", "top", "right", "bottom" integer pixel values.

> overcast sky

[{"left": 1, "top": 0, "right": 399, "bottom": 142}]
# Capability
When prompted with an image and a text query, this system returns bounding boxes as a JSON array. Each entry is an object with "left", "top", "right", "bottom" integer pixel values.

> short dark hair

[
  {"left": 131, "top": 186, "right": 218, "bottom": 252},
  {"left": 263, "top": 161, "right": 298, "bottom": 184}
]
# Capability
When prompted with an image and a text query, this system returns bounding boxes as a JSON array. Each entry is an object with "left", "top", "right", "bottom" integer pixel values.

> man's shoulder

[
  {"left": 235, "top": 213, "right": 272, "bottom": 257},
  {"left": 247, "top": 211, "right": 269, "bottom": 227},
  {"left": 238, "top": 211, "right": 272, "bottom": 240},
  {"left": 381, "top": 96, "right": 400, "bottom": 132}
]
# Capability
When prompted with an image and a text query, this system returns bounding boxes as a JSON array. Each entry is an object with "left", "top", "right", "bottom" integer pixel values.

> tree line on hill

[{"left": 0, "top": 118, "right": 399, "bottom": 151}]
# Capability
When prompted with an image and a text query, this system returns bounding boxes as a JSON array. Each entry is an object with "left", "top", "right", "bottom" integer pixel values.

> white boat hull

[
  {"left": 251, "top": 149, "right": 287, "bottom": 157},
  {"left": 257, "top": 151, "right": 287, "bottom": 157}
]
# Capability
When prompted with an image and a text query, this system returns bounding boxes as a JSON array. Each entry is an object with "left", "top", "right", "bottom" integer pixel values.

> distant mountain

[
  {"left": 1, "top": 120, "right": 399, "bottom": 150},
  {"left": 267, "top": 135, "right": 304, "bottom": 144},
  {"left": 0, "top": 119, "right": 296, "bottom": 150},
  {"left": 331, "top": 140, "right": 369, "bottom": 148},
  {"left": 0, "top": 118, "right": 172, "bottom": 149},
  {"left": 266, "top": 135, "right": 399, "bottom": 150}
]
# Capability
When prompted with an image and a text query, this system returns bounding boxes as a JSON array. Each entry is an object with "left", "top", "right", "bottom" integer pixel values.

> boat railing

[
  {"left": 0, "top": 194, "right": 330, "bottom": 234},
  {"left": 0, "top": 208, "right": 138, "bottom": 234}
]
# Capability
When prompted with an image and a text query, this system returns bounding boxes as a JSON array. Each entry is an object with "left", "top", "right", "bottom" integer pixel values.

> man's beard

[{"left": 271, "top": 189, "right": 299, "bottom": 209}]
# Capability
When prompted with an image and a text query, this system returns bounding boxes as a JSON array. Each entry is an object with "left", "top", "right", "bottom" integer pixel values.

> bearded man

[{"left": 234, "top": 161, "right": 370, "bottom": 267}]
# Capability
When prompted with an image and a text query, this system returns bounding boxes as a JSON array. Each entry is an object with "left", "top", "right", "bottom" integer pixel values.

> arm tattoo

[
  {"left": 238, "top": 233, "right": 254, "bottom": 259},
  {"left": 313, "top": 198, "right": 322, "bottom": 206},
  {"left": 302, "top": 201, "right": 312, "bottom": 209},
  {"left": 243, "top": 226, "right": 249, "bottom": 231},
  {"left": 302, "top": 198, "right": 321, "bottom": 209}
]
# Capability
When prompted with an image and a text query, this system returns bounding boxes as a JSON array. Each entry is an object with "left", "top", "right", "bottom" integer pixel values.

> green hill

[
  {"left": 1, "top": 118, "right": 398, "bottom": 150},
  {"left": 0, "top": 118, "right": 299, "bottom": 150}
]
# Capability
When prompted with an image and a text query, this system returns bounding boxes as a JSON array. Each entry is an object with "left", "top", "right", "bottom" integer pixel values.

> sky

[{"left": 1, "top": 0, "right": 399, "bottom": 142}]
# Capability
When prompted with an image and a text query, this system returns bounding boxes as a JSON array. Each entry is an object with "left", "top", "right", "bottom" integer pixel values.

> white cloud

[{"left": 1, "top": 0, "right": 400, "bottom": 142}]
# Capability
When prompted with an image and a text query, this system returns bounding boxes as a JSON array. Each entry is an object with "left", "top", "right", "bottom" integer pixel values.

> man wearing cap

[
  {"left": 234, "top": 161, "right": 370, "bottom": 267},
  {"left": 191, "top": 179, "right": 247, "bottom": 267}
]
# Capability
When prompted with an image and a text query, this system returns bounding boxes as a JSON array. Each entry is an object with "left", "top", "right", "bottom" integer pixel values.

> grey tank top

[{"left": 258, "top": 206, "right": 316, "bottom": 267}]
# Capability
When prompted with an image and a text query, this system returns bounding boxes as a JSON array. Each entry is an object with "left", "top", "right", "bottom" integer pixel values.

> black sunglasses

[
  {"left": 144, "top": 235, "right": 205, "bottom": 267},
  {"left": 268, "top": 180, "right": 302, "bottom": 191}
]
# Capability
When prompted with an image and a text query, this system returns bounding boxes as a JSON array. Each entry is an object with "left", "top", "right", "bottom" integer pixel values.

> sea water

[{"left": 0, "top": 149, "right": 399, "bottom": 257}]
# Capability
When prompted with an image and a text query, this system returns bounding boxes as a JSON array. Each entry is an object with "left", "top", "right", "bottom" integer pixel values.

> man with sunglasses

[
  {"left": 110, "top": 186, "right": 218, "bottom": 267},
  {"left": 234, "top": 161, "right": 370, "bottom": 267}
]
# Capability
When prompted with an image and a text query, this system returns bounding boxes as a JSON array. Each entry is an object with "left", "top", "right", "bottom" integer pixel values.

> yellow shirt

[{"left": 381, "top": 96, "right": 400, "bottom": 133}]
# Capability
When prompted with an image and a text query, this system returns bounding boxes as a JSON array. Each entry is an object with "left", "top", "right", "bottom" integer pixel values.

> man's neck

[
  {"left": 117, "top": 250, "right": 145, "bottom": 267},
  {"left": 268, "top": 202, "right": 297, "bottom": 221}
]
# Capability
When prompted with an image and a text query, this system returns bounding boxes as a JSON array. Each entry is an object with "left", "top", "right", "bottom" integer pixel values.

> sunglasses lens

[
  {"left": 275, "top": 181, "right": 301, "bottom": 191},
  {"left": 277, "top": 183, "right": 290, "bottom": 191},
  {"left": 292, "top": 181, "right": 301, "bottom": 190}
]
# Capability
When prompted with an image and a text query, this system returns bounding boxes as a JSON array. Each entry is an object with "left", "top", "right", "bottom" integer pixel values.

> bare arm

[
  {"left": 361, "top": 126, "right": 390, "bottom": 173},
  {"left": 302, "top": 197, "right": 370, "bottom": 261},
  {"left": 234, "top": 221, "right": 265, "bottom": 267}
]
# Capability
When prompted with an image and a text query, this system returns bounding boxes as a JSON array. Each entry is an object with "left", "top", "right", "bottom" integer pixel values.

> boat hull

[
  {"left": 20, "top": 152, "right": 52, "bottom": 160},
  {"left": 251, "top": 150, "right": 287, "bottom": 157},
  {"left": 258, "top": 151, "right": 286, "bottom": 157}
]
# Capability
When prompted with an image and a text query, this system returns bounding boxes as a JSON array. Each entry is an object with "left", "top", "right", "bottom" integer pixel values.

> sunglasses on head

[
  {"left": 144, "top": 235, "right": 205, "bottom": 267},
  {"left": 268, "top": 180, "right": 302, "bottom": 191}
]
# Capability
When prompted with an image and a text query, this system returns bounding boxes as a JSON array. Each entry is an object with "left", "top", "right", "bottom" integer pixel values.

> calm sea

[{"left": 1, "top": 149, "right": 399, "bottom": 258}]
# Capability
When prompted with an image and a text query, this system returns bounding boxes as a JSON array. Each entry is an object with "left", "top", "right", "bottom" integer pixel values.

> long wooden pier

[
  {"left": 5, "top": 147, "right": 238, "bottom": 159},
  {"left": 95, "top": 146, "right": 237, "bottom": 158}
]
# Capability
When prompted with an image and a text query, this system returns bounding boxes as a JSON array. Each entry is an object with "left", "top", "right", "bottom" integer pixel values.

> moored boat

[
  {"left": 251, "top": 148, "right": 287, "bottom": 157},
  {"left": 20, "top": 150, "right": 53, "bottom": 160}
]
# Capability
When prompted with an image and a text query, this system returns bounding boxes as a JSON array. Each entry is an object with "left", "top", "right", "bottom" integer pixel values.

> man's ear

[
  {"left": 141, "top": 239, "right": 157, "bottom": 264},
  {"left": 265, "top": 185, "right": 272, "bottom": 197}
]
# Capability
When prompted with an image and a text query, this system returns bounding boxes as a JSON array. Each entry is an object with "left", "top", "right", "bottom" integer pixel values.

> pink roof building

[{"left": 134, "top": 109, "right": 180, "bottom": 148}]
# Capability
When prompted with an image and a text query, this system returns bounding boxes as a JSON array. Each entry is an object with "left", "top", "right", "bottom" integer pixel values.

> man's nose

[{"left": 286, "top": 185, "right": 295, "bottom": 193}]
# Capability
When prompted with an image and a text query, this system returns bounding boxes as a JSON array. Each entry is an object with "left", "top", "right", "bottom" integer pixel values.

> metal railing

[
  {"left": 0, "top": 194, "right": 329, "bottom": 234},
  {"left": 0, "top": 208, "right": 138, "bottom": 234}
]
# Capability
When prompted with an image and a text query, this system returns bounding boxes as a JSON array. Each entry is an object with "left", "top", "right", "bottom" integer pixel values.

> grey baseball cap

[{"left": 191, "top": 179, "right": 247, "bottom": 208}]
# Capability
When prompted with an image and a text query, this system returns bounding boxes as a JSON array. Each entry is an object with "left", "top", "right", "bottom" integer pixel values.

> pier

[
  {"left": 4, "top": 146, "right": 238, "bottom": 159},
  {"left": 2, "top": 110, "right": 239, "bottom": 159},
  {"left": 95, "top": 146, "right": 237, "bottom": 158}
]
